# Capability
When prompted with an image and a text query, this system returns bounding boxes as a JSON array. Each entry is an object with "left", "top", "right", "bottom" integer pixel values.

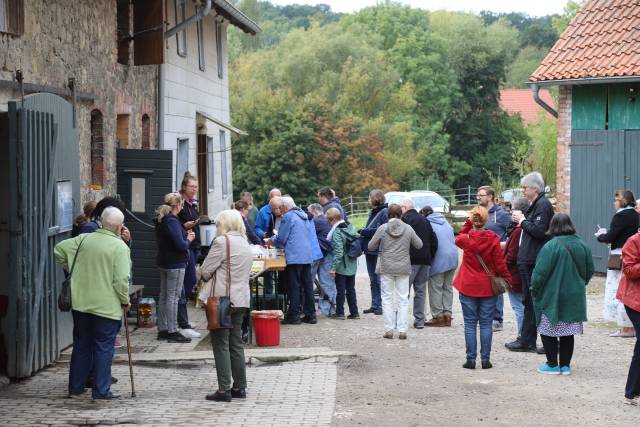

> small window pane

[
  {"left": 207, "top": 136, "right": 214, "bottom": 192},
  {"left": 56, "top": 181, "right": 73, "bottom": 232},
  {"left": 177, "top": 138, "right": 189, "bottom": 188},
  {"left": 131, "top": 177, "right": 146, "bottom": 213},
  {"left": 220, "top": 130, "right": 228, "bottom": 197}
]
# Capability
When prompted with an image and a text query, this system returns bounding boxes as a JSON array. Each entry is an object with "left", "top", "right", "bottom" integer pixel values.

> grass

[{"left": 350, "top": 214, "right": 368, "bottom": 231}]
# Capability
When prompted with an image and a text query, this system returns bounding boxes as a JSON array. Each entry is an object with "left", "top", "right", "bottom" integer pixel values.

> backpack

[{"left": 344, "top": 233, "right": 363, "bottom": 259}]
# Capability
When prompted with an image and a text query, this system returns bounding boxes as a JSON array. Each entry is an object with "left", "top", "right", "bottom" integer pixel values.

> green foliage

[
  {"left": 526, "top": 113, "right": 558, "bottom": 188},
  {"left": 552, "top": 1, "right": 584, "bottom": 35},
  {"left": 504, "top": 46, "right": 549, "bottom": 88}
]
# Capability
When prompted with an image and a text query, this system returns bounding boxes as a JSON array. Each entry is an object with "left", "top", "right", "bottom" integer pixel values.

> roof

[
  {"left": 213, "top": 0, "right": 261, "bottom": 35},
  {"left": 530, "top": 0, "right": 640, "bottom": 83},
  {"left": 498, "top": 89, "right": 556, "bottom": 124}
]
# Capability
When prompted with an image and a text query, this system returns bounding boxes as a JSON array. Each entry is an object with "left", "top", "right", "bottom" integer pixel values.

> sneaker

[
  {"left": 373, "top": 308, "right": 383, "bottom": 315},
  {"left": 462, "top": 360, "right": 476, "bottom": 369},
  {"left": 282, "top": 317, "right": 301, "bottom": 325},
  {"left": 92, "top": 392, "right": 121, "bottom": 400},
  {"left": 623, "top": 396, "right": 639, "bottom": 406},
  {"left": 180, "top": 328, "right": 201, "bottom": 339},
  {"left": 560, "top": 366, "right": 571, "bottom": 376},
  {"left": 383, "top": 331, "right": 393, "bottom": 339},
  {"left": 505, "top": 340, "right": 537, "bottom": 353},
  {"left": 347, "top": 314, "right": 360, "bottom": 320},
  {"left": 363, "top": 307, "right": 376, "bottom": 314},
  {"left": 398, "top": 332, "right": 407, "bottom": 340},
  {"left": 492, "top": 321, "right": 503, "bottom": 332},
  {"left": 301, "top": 316, "right": 317, "bottom": 324},
  {"left": 334, "top": 314, "right": 346, "bottom": 320},
  {"left": 167, "top": 332, "right": 191, "bottom": 343},
  {"left": 157, "top": 330, "right": 169, "bottom": 340},
  {"left": 205, "top": 390, "right": 232, "bottom": 402},
  {"left": 414, "top": 323, "right": 425, "bottom": 329},
  {"left": 481, "top": 360, "right": 493, "bottom": 369},
  {"left": 231, "top": 388, "right": 247, "bottom": 399},
  {"left": 537, "top": 363, "right": 561, "bottom": 375}
]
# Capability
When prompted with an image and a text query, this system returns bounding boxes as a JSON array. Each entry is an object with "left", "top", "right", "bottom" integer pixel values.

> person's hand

[
  {"left": 500, "top": 241, "right": 507, "bottom": 250},
  {"left": 187, "top": 230, "right": 196, "bottom": 242},
  {"left": 120, "top": 225, "right": 131, "bottom": 242},
  {"left": 330, "top": 271, "right": 336, "bottom": 277},
  {"left": 122, "top": 303, "right": 131, "bottom": 313},
  {"left": 184, "top": 220, "right": 196, "bottom": 230},
  {"left": 511, "top": 212, "right": 525, "bottom": 223},
  {"left": 595, "top": 227, "right": 607, "bottom": 237}
]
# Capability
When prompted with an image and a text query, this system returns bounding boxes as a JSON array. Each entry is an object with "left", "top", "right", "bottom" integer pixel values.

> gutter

[
  {"left": 530, "top": 83, "right": 558, "bottom": 119},
  {"left": 158, "top": 64, "right": 165, "bottom": 149},
  {"left": 165, "top": 0, "right": 212, "bottom": 39},
  {"left": 528, "top": 75, "right": 640, "bottom": 87},
  {"left": 212, "top": 0, "right": 261, "bottom": 35}
]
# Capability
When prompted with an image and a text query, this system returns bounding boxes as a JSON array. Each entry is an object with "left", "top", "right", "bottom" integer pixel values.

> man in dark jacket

[
  {"left": 401, "top": 198, "right": 437, "bottom": 329},
  {"left": 359, "top": 189, "right": 388, "bottom": 315},
  {"left": 308, "top": 203, "right": 337, "bottom": 316},
  {"left": 318, "top": 186, "right": 349, "bottom": 224},
  {"left": 506, "top": 172, "right": 554, "bottom": 353}
]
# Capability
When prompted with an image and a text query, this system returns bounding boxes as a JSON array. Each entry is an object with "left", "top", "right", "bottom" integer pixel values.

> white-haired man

[
  {"left": 269, "top": 196, "right": 323, "bottom": 324},
  {"left": 54, "top": 206, "right": 131, "bottom": 400},
  {"left": 506, "top": 172, "right": 553, "bottom": 353}
]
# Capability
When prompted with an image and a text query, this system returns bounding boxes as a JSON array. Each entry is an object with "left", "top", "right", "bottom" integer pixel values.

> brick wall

[
  {"left": 555, "top": 85, "right": 572, "bottom": 213},
  {"left": 0, "top": 0, "right": 158, "bottom": 204}
]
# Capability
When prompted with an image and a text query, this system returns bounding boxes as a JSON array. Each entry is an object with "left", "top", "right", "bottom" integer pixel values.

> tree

[
  {"left": 504, "top": 46, "right": 549, "bottom": 88},
  {"left": 552, "top": 1, "right": 584, "bottom": 34}
]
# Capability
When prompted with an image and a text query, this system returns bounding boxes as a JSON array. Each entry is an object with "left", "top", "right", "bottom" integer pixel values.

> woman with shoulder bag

[
  {"left": 596, "top": 190, "right": 639, "bottom": 337},
  {"left": 454, "top": 206, "right": 512, "bottom": 370},
  {"left": 618, "top": 231, "right": 640, "bottom": 405},
  {"left": 197, "top": 210, "right": 253, "bottom": 402},
  {"left": 530, "top": 213, "right": 594, "bottom": 376}
]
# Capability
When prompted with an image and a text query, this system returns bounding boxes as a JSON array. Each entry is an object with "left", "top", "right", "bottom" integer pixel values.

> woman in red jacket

[
  {"left": 455, "top": 206, "right": 512, "bottom": 370},
  {"left": 618, "top": 232, "right": 640, "bottom": 405}
]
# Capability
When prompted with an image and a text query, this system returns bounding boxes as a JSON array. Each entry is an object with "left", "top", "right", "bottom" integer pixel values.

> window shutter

[
  {"left": 133, "top": 0, "right": 165, "bottom": 65},
  {"left": 1, "top": 0, "right": 24, "bottom": 36}
]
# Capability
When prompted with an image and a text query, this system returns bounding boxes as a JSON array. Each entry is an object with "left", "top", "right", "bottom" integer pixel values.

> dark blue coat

[{"left": 360, "top": 204, "right": 388, "bottom": 256}]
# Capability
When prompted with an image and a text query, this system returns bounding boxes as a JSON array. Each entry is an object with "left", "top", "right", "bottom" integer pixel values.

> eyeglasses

[
  {"left": 476, "top": 194, "right": 488, "bottom": 198},
  {"left": 187, "top": 185, "right": 198, "bottom": 189}
]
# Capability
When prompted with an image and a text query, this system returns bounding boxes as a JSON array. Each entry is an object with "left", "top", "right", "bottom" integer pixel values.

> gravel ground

[{"left": 279, "top": 270, "right": 640, "bottom": 426}]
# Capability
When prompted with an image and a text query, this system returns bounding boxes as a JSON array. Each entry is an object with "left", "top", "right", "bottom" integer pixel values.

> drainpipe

[
  {"left": 531, "top": 83, "right": 558, "bottom": 118},
  {"left": 158, "top": 64, "right": 165, "bottom": 149},
  {"left": 165, "top": 0, "right": 212, "bottom": 39}
]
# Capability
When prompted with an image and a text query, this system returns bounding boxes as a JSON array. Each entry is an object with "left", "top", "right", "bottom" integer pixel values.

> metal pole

[
  {"left": 467, "top": 185, "right": 471, "bottom": 205},
  {"left": 123, "top": 307, "right": 136, "bottom": 398}
]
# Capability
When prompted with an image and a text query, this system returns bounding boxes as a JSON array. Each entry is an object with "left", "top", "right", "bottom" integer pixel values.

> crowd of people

[{"left": 53, "top": 170, "right": 640, "bottom": 406}]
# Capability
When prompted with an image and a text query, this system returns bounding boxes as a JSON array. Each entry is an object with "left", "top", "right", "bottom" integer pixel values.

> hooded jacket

[
  {"left": 367, "top": 218, "right": 423, "bottom": 275},
  {"left": 454, "top": 219, "right": 512, "bottom": 297},
  {"left": 360, "top": 204, "right": 388, "bottom": 256},
  {"left": 485, "top": 203, "right": 511, "bottom": 242},
  {"left": 517, "top": 192, "right": 554, "bottom": 265},
  {"left": 402, "top": 209, "right": 435, "bottom": 265},
  {"left": 155, "top": 213, "right": 190, "bottom": 269},
  {"left": 331, "top": 222, "right": 359, "bottom": 276},
  {"left": 618, "top": 232, "right": 640, "bottom": 313},
  {"left": 322, "top": 196, "right": 349, "bottom": 224},
  {"left": 427, "top": 212, "right": 458, "bottom": 276},
  {"left": 272, "top": 207, "right": 323, "bottom": 264}
]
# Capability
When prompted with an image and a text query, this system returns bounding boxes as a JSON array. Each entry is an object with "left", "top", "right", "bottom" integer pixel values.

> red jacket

[
  {"left": 454, "top": 220, "right": 512, "bottom": 297},
  {"left": 617, "top": 232, "right": 640, "bottom": 313},
  {"left": 503, "top": 226, "right": 523, "bottom": 293}
]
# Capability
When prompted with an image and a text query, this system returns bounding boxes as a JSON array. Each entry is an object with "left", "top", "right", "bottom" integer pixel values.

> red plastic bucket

[{"left": 251, "top": 310, "right": 282, "bottom": 347}]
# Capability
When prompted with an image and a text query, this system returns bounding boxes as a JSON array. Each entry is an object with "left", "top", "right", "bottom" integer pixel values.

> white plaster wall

[{"left": 162, "top": 4, "right": 233, "bottom": 217}]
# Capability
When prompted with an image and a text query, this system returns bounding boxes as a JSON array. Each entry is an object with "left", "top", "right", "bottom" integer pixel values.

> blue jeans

[
  {"left": 263, "top": 271, "right": 274, "bottom": 295},
  {"left": 494, "top": 294, "right": 504, "bottom": 322},
  {"left": 311, "top": 254, "right": 336, "bottom": 315},
  {"left": 335, "top": 273, "right": 358, "bottom": 316},
  {"left": 69, "top": 311, "right": 121, "bottom": 398},
  {"left": 285, "top": 264, "right": 315, "bottom": 319},
  {"left": 459, "top": 293, "right": 497, "bottom": 361},
  {"left": 365, "top": 254, "right": 382, "bottom": 310},
  {"left": 507, "top": 291, "right": 525, "bottom": 337}
]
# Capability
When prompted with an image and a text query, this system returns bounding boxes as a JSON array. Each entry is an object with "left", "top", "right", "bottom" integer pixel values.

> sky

[{"left": 268, "top": 0, "right": 567, "bottom": 17}]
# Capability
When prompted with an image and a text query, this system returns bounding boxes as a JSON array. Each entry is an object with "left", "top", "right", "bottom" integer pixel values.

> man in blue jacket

[
  {"left": 269, "top": 196, "right": 323, "bottom": 325},
  {"left": 477, "top": 185, "right": 511, "bottom": 332},
  {"left": 255, "top": 188, "right": 281, "bottom": 295}
]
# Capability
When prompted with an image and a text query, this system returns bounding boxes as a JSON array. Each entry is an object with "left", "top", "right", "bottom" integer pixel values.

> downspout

[
  {"left": 158, "top": 64, "right": 165, "bottom": 149},
  {"left": 164, "top": 0, "right": 212, "bottom": 39},
  {"left": 531, "top": 83, "right": 558, "bottom": 118}
]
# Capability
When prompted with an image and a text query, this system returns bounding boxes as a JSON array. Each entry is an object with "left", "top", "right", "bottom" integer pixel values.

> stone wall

[
  {"left": 555, "top": 85, "right": 572, "bottom": 214},
  {"left": 0, "top": 0, "right": 158, "bottom": 204}
]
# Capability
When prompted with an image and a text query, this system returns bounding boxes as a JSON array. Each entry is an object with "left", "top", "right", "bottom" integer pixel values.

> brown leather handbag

[
  {"left": 608, "top": 254, "right": 622, "bottom": 270},
  {"left": 206, "top": 235, "right": 233, "bottom": 329},
  {"left": 475, "top": 253, "right": 511, "bottom": 296}
]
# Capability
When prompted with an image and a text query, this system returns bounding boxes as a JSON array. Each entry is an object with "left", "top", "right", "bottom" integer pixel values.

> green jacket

[
  {"left": 331, "top": 223, "right": 358, "bottom": 276},
  {"left": 530, "top": 235, "right": 594, "bottom": 326},
  {"left": 54, "top": 229, "right": 131, "bottom": 321}
]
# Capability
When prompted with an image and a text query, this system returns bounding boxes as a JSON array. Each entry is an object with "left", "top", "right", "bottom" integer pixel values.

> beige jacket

[{"left": 197, "top": 232, "right": 253, "bottom": 308}]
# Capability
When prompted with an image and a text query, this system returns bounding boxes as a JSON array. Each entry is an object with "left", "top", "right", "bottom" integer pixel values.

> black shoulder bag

[{"left": 58, "top": 236, "right": 88, "bottom": 312}]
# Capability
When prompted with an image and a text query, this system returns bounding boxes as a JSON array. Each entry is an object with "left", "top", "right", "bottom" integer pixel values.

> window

[
  {"left": 55, "top": 181, "right": 73, "bottom": 232},
  {"left": 0, "top": 0, "right": 24, "bottom": 36},
  {"left": 117, "top": 0, "right": 130, "bottom": 65},
  {"left": 175, "top": 0, "right": 187, "bottom": 57},
  {"left": 216, "top": 19, "right": 223, "bottom": 79},
  {"left": 207, "top": 136, "right": 214, "bottom": 192},
  {"left": 141, "top": 114, "right": 150, "bottom": 149},
  {"left": 220, "top": 130, "right": 228, "bottom": 197},
  {"left": 197, "top": 9, "right": 205, "bottom": 71},
  {"left": 90, "top": 110, "right": 104, "bottom": 189},
  {"left": 116, "top": 114, "right": 130, "bottom": 148},
  {"left": 131, "top": 177, "right": 146, "bottom": 213},
  {"left": 177, "top": 138, "right": 189, "bottom": 187}
]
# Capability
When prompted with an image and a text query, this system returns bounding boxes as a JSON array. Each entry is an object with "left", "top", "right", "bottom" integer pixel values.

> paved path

[{"left": 0, "top": 358, "right": 337, "bottom": 426}]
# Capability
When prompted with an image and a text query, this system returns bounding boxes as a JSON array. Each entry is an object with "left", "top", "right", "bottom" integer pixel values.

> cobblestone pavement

[{"left": 0, "top": 358, "right": 336, "bottom": 426}]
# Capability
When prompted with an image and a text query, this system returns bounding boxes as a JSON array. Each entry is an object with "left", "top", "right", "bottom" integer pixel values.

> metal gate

[
  {"left": 116, "top": 148, "right": 173, "bottom": 298},
  {"left": 570, "top": 129, "right": 640, "bottom": 272},
  {"left": 5, "top": 93, "right": 79, "bottom": 378}
]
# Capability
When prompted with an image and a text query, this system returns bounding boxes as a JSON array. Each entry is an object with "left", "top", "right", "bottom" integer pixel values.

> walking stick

[{"left": 123, "top": 307, "right": 136, "bottom": 398}]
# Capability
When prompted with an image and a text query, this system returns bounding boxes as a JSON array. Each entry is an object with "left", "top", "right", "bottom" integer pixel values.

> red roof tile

[
  {"left": 531, "top": 0, "right": 640, "bottom": 82},
  {"left": 498, "top": 89, "right": 556, "bottom": 125}
]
